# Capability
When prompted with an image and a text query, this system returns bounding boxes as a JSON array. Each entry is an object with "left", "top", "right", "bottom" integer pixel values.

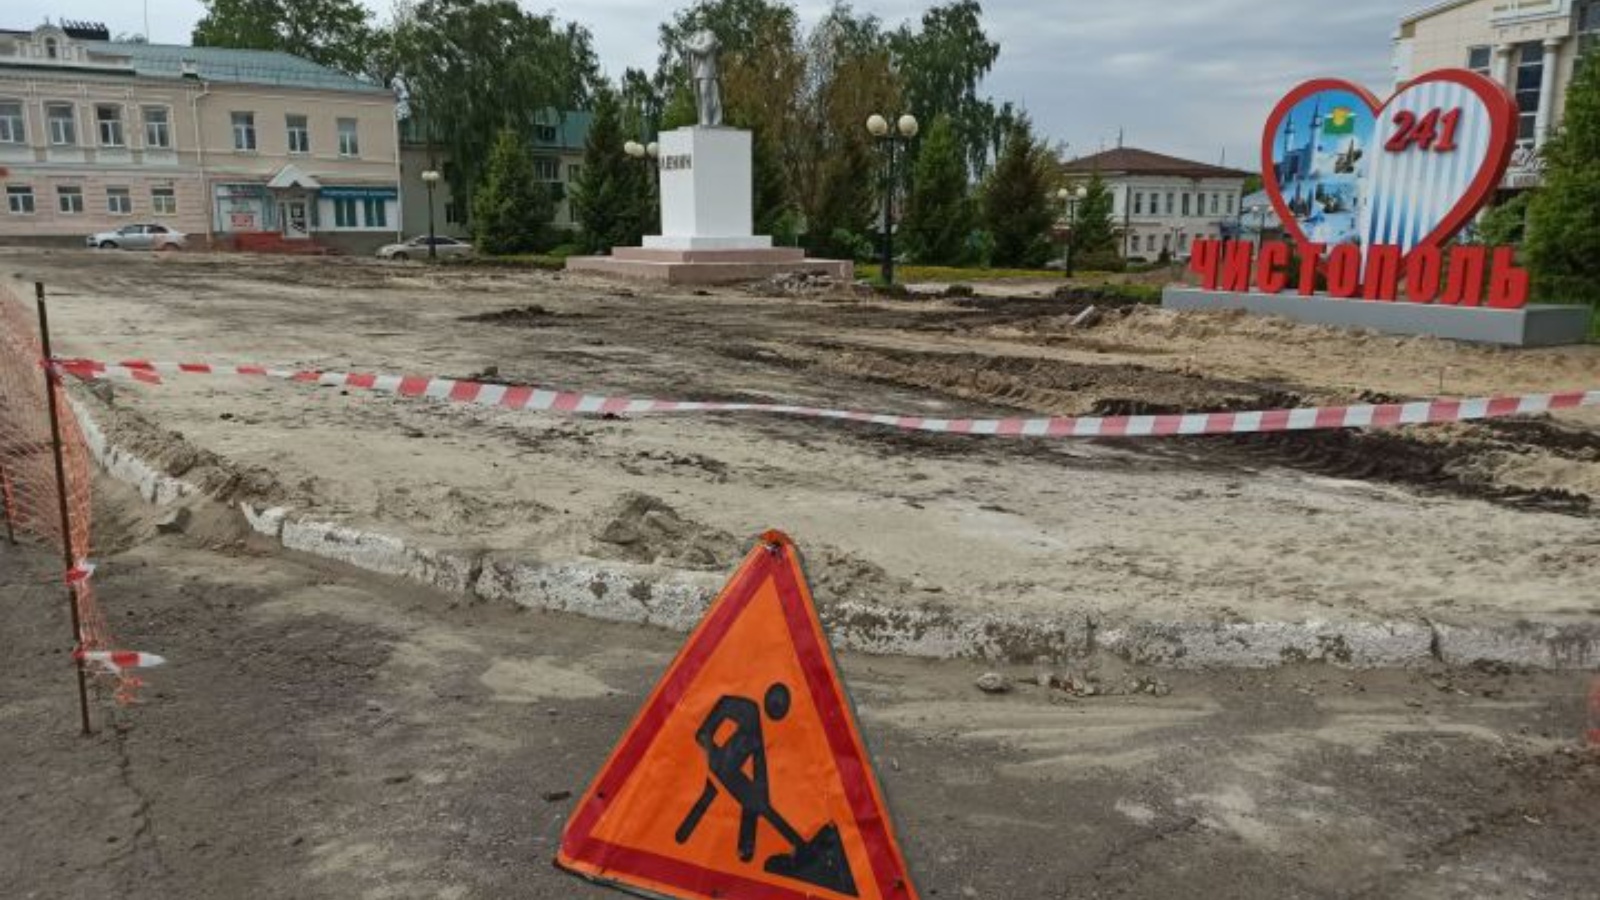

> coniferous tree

[
  {"left": 572, "top": 90, "right": 650, "bottom": 253},
  {"left": 982, "top": 117, "right": 1053, "bottom": 268},
  {"left": 472, "top": 128, "right": 554, "bottom": 255},
  {"left": 1525, "top": 53, "right": 1600, "bottom": 306},
  {"left": 1070, "top": 171, "right": 1117, "bottom": 257},
  {"left": 903, "top": 114, "right": 973, "bottom": 264}
]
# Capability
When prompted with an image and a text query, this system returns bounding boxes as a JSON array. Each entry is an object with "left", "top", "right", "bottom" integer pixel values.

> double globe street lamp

[
  {"left": 866, "top": 113, "right": 918, "bottom": 286},
  {"left": 625, "top": 140, "right": 661, "bottom": 224},
  {"left": 1055, "top": 184, "right": 1088, "bottom": 277},
  {"left": 421, "top": 169, "right": 441, "bottom": 260}
]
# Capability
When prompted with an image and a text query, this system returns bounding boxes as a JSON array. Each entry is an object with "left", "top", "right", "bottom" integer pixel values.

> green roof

[
  {"left": 83, "top": 41, "right": 391, "bottom": 94},
  {"left": 537, "top": 110, "right": 593, "bottom": 150}
]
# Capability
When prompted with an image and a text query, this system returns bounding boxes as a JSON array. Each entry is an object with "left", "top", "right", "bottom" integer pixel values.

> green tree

[
  {"left": 473, "top": 128, "right": 554, "bottom": 254},
  {"left": 890, "top": 1, "right": 1002, "bottom": 176},
  {"left": 1070, "top": 172, "right": 1117, "bottom": 257},
  {"left": 982, "top": 118, "right": 1054, "bottom": 268},
  {"left": 797, "top": 4, "right": 901, "bottom": 256},
  {"left": 192, "top": 0, "right": 376, "bottom": 75},
  {"left": 390, "top": 0, "right": 598, "bottom": 207},
  {"left": 571, "top": 89, "right": 650, "bottom": 254},
  {"left": 1525, "top": 54, "right": 1600, "bottom": 306},
  {"left": 902, "top": 114, "right": 972, "bottom": 264},
  {"left": 1476, "top": 192, "right": 1532, "bottom": 247}
]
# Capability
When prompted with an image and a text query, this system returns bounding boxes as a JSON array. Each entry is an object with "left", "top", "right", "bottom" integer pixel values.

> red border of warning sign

[{"left": 557, "top": 531, "right": 917, "bottom": 899}]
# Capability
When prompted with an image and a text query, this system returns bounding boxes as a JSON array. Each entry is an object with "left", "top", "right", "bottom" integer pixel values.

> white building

[
  {"left": 1394, "top": 0, "right": 1600, "bottom": 186},
  {"left": 1059, "top": 147, "right": 1251, "bottom": 261}
]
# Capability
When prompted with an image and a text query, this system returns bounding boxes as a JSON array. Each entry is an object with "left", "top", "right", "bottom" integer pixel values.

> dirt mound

[
  {"left": 744, "top": 272, "right": 853, "bottom": 298},
  {"left": 588, "top": 492, "right": 738, "bottom": 570},
  {"left": 458, "top": 305, "right": 578, "bottom": 327}
]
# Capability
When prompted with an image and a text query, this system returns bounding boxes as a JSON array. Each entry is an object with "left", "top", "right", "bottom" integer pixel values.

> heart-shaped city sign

[{"left": 1260, "top": 70, "right": 1517, "bottom": 260}]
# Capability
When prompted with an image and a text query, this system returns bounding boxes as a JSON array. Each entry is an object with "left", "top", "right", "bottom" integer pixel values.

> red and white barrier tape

[
  {"left": 53, "top": 358, "right": 1600, "bottom": 439},
  {"left": 75, "top": 649, "right": 166, "bottom": 676}
]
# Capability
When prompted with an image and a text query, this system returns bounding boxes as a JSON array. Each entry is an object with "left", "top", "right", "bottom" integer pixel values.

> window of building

[
  {"left": 286, "top": 114, "right": 310, "bottom": 154},
  {"left": 46, "top": 103, "right": 76, "bottom": 145},
  {"left": 568, "top": 163, "right": 582, "bottom": 184},
  {"left": 362, "top": 197, "right": 387, "bottom": 228},
  {"left": 1181, "top": 193, "right": 1191, "bottom": 217},
  {"left": 1147, "top": 235, "right": 1156, "bottom": 252},
  {"left": 151, "top": 186, "right": 176, "bottom": 214},
  {"left": 232, "top": 112, "right": 256, "bottom": 151},
  {"left": 1226, "top": 193, "right": 1235, "bottom": 215},
  {"left": 444, "top": 200, "right": 461, "bottom": 225},
  {"left": 106, "top": 186, "right": 132, "bottom": 214},
  {"left": 1161, "top": 233, "right": 1171, "bottom": 252},
  {"left": 334, "top": 197, "right": 358, "bottom": 227},
  {"left": 1515, "top": 42, "right": 1543, "bottom": 143},
  {"left": 57, "top": 185, "right": 83, "bottom": 214},
  {"left": 1165, "top": 192, "right": 1175, "bottom": 215},
  {"left": 6, "top": 185, "right": 34, "bottom": 214},
  {"left": 96, "top": 105, "right": 124, "bottom": 147},
  {"left": 0, "top": 101, "right": 24, "bottom": 144},
  {"left": 533, "top": 157, "right": 560, "bottom": 181},
  {"left": 1581, "top": 1, "right": 1600, "bottom": 54},
  {"left": 535, "top": 123, "right": 558, "bottom": 142},
  {"left": 337, "top": 118, "right": 359, "bottom": 157},
  {"left": 1133, "top": 192, "right": 1143, "bottom": 215},
  {"left": 1209, "top": 193, "right": 1220, "bottom": 215},
  {"left": 45, "top": 38, "right": 58, "bottom": 59},
  {"left": 1467, "top": 45, "right": 1492, "bottom": 77},
  {"left": 143, "top": 106, "right": 170, "bottom": 148}
]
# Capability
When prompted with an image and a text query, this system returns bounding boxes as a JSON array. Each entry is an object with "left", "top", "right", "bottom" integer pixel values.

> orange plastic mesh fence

[{"left": 0, "top": 283, "right": 126, "bottom": 698}]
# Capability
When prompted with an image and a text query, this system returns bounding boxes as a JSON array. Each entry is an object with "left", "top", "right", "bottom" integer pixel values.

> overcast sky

[{"left": 9, "top": 0, "right": 1403, "bottom": 167}]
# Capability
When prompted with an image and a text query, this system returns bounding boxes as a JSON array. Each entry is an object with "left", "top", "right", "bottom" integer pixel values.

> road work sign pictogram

[{"left": 556, "top": 530, "right": 919, "bottom": 900}]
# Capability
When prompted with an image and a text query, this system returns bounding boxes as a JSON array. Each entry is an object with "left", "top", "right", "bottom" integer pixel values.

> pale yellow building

[
  {"left": 0, "top": 23, "right": 401, "bottom": 252},
  {"left": 1394, "top": 0, "right": 1600, "bottom": 186}
]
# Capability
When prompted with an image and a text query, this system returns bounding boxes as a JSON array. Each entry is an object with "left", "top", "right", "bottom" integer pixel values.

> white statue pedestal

[
  {"left": 645, "top": 127, "right": 769, "bottom": 251},
  {"left": 567, "top": 126, "right": 851, "bottom": 286}
]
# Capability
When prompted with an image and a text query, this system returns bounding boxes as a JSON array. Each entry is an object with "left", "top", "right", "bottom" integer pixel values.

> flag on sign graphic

[{"left": 1325, "top": 106, "right": 1358, "bottom": 135}]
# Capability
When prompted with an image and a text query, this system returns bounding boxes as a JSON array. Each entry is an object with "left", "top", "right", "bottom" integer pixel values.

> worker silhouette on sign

[{"left": 675, "top": 683, "right": 859, "bottom": 896}]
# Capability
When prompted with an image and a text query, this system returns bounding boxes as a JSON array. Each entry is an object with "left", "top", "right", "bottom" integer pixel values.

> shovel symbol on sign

[{"left": 674, "top": 683, "right": 859, "bottom": 896}]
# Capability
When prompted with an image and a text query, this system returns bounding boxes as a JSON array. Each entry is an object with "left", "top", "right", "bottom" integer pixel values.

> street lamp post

[
  {"left": 421, "top": 169, "right": 441, "bottom": 260},
  {"left": 1056, "top": 185, "right": 1088, "bottom": 278},
  {"left": 866, "top": 113, "right": 918, "bottom": 286},
  {"left": 625, "top": 140, "right": 661, "bottom": 228}
]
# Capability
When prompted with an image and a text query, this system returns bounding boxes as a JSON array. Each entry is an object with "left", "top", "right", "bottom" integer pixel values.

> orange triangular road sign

[{"left": 556, "top": 530, "right": 920, "bottom": 900}]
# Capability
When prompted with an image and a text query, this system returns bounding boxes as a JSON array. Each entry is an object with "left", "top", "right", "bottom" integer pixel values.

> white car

[
  {"left": 87, "top": 223, "right": 187, "bottom": 250},
  {"left": 376, "top": 235, "right": 474, "bottom": 261}
]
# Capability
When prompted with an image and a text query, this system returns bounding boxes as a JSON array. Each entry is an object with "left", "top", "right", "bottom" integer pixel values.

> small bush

[{"left": 1075, "top": 250, "right": 1127, "bottom": 273}]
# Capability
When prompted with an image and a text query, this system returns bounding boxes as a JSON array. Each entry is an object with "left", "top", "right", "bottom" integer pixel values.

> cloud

[{"left": 9, "top": 0, "right": 1402, "bottom": 167}]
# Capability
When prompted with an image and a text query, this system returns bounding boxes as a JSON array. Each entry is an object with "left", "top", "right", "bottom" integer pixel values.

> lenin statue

[{"left": 685, "top": 30, "right": 723, "bottom": 127}]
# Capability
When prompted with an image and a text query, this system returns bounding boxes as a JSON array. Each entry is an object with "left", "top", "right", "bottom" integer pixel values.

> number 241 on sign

[{"left": 1386, "top": 107, "right": 1463, "bottom": 154}]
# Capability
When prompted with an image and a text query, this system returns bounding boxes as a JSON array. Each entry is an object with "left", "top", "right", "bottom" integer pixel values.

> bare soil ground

[
  {"left": 3, "top": 479, "right": 1598, "bottom": 899},
  {"left": 6, "top": 249, "right": 1596, "bottom": 640}
]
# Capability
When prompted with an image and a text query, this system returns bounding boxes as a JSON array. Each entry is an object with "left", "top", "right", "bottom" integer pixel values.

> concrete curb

[{"left": 70, "top": 393, "right": 1600, "bottom": 670}]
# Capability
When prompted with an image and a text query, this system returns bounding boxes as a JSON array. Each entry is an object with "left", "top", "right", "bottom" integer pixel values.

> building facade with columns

[
  {"left": 1394, "top": 0, "right": 1600, "bottom": 187},
  {"left": 0, "top": 22, "right": 400, "bottom": 252}
]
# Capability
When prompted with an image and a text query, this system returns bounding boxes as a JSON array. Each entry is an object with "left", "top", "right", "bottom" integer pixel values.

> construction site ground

[
  {"left": 2, "top": 486, "right": 1598, "bottom": 899},
  {"left": 4, "top": 248, "right": 1600, "bottom": 898},
  {"left": 6, "top": 248, "right": 1598, "bottom": 665}
]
